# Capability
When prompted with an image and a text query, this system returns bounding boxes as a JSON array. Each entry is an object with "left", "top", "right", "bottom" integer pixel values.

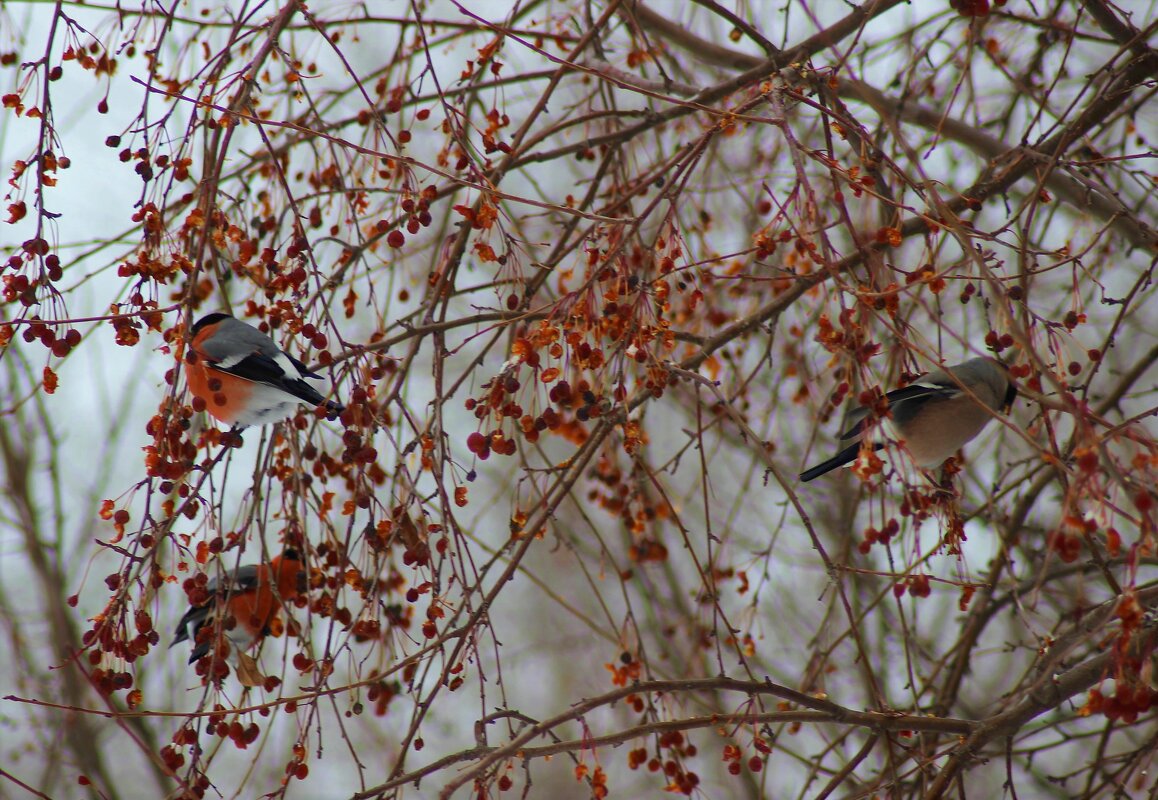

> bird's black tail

[
  {"left": 171, "top": 605, "right": 212, "bottom": 663},
  {"left": 799, "top": 442, "right": 884, "bottom": 482},
  {"left": 283, "top": 377, "right": 345, "bottom": 420}
]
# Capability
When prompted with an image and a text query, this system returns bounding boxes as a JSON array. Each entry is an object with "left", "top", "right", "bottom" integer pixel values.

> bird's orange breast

[
  {"left": 224, "top": 557, "right": 305, "bottom": 642},
  {"left": 184, "top": 353, "right": 254, "bottom": 425}
]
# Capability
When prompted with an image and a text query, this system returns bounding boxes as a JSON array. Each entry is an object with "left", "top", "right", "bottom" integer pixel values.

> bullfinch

[
  {"left": 799, "top": 356, "right": 1016, "bottom": 482},
  {"left": 185, "top": 312, "right": 344, "bottom": 427},
  {"left": 172, "top": 550, "right": 307, "bottom": 665}
]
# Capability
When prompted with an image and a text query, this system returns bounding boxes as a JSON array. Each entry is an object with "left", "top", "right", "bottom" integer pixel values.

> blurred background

[{"left": 1, "top": 0, "right": 1156, "bottom": 797}]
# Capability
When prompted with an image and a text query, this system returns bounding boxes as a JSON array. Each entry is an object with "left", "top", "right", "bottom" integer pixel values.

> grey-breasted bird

[{"left": 799, "top": 356, "right": 1016, "bottom": 482}]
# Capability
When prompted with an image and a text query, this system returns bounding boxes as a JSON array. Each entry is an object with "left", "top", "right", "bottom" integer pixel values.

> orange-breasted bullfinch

[
  {"left": 185, "top": 312, "right": 345, "bottom": 427},
  {"left": 800, "top": 356, "right": 1017, "bottom": 482},
  {"left": 172, "top": 550, "right": 307, "bottom": 664}
]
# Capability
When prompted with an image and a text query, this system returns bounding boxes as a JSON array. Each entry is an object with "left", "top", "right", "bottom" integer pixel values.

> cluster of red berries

[
  {"left": 13, "top": 315, "right": 81, "bottom": 356},
  {"left": 379, "top": 186, "right": 438, "bottom": 249}
]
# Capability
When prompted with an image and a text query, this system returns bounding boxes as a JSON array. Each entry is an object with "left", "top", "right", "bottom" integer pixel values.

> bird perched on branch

[
  {"left": 172, "top": 550, "right": 307, "bottom": 684},
  {"left": 185, "top": 312, "right": 344, "bottom": 427},
  {"left": 799, "top": 356, "right": 1016, "bottom": 482}
]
